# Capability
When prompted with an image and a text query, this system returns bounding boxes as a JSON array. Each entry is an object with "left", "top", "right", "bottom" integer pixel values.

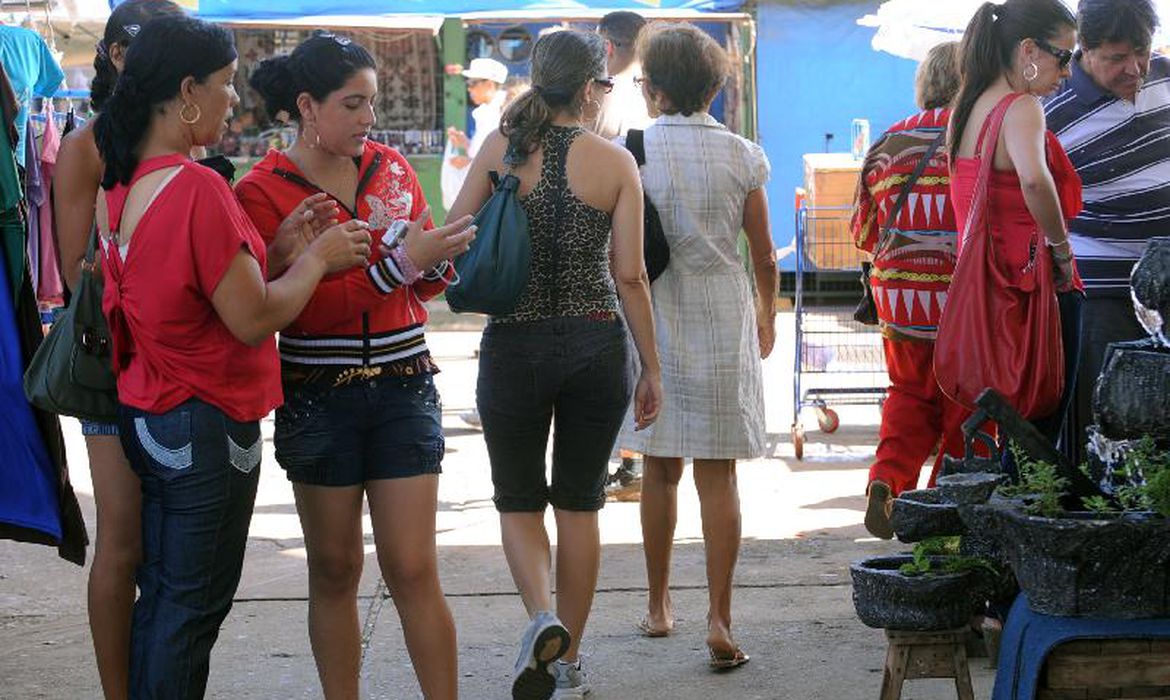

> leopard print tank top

[{"left": 492, "top": 126, "right": 619, "bottom": 324}]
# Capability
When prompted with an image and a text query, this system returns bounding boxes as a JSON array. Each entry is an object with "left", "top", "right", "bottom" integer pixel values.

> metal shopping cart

[{"left": 792, "top": 205, "right": 888, "bottom": 459}]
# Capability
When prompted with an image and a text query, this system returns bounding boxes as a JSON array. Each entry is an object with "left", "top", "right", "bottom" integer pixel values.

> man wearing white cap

[{"left": 441, "top": 57, "right": 508, "bottom": 210}]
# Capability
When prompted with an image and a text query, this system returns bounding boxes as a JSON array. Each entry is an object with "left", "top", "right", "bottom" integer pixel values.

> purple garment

[{"left": 23, "top": 119, "right": 42, "bottom": 294}]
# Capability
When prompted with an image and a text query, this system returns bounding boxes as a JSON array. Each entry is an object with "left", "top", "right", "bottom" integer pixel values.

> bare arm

[
  {"left": 1002, "top": 98, "right": 1075, "bottom": 289},
  {"left": 52, "top": 127, "right": 102, "bottom": 291},
  {"left": 445, "top": 129, "right": 507, "bottom": 224},
  {"left": 743, "top": 187, "right": 778, "bottom": 359},
  {"left": 610, "top": 149, "right": 662, "bottom": 429},
  {"left": 211, "top": 221, "right": 371, "bottom": 346}
]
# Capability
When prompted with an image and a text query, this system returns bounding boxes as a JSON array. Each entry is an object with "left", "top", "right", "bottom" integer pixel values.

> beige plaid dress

[{"left": 619, "top": 113, "right": 770, "bottom": 460}]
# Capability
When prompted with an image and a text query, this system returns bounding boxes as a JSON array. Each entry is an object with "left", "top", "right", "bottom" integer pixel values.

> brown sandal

[
  {"left": 637, "top": 616, "right": 672, "bottom": 638},
  {"left": 708, "top": 646, "right": 750, "bottom": 671}
]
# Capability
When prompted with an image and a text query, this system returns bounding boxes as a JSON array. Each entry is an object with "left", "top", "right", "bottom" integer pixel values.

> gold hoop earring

[
  {"left": 303, "top": 125, "right": 321, "bottom": 149},
  {"left": 179, "top": 103, "right": 201, "bottom": 125},
  {"left": 1023, "top": 62, "right": 1039, "bottom": 82}
]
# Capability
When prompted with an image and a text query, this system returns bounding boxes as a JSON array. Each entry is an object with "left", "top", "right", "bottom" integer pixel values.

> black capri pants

[{"left": 477, "top": 316, "right": 633, "bottom": 512}]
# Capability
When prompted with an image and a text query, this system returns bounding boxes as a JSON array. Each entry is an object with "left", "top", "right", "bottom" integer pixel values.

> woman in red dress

[{"left": 947, "top": 0, "right": 1084, "bottom": 448}]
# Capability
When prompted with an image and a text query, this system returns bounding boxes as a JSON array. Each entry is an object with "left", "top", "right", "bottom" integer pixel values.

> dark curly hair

[
  {"left": 248, "top": 31, "right": 376, "bottom": 122},
  {"left": 90, "top": 0, "right": 184, "bottom": 112}
]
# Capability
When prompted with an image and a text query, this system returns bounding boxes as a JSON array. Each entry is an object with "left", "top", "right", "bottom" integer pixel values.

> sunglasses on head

[
  {"left": 1035, "top": 39, "right": 1073, "bottom": 68},
  {"left": 593, "top": 76, "right": 615, "bottom": 94}
]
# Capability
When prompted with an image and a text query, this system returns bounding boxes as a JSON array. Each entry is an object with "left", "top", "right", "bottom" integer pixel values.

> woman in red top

[
  {"left": 51, "top": 3, "right": 183, "bottom": 696},
  {"left": 236, "top": 33, "right": 475, "bottom": 700},
  {"left": 93, "top": 16, "right": 370, "bottom": 699},
  {"left": 948, "top": 0, "right": 1084, "bottom": 447}
]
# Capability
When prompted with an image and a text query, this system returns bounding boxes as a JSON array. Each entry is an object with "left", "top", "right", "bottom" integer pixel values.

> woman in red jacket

[
  {"left": 236, "top": 32, "right": 475, "bottom": 700},
  {"left": 93, "top": 16, "right": 371, "bottom": 697}
]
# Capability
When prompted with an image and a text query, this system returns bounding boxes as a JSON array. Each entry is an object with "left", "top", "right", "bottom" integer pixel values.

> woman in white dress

[{"left": 620, "top": 22, "right": 777, "bottom": 670}]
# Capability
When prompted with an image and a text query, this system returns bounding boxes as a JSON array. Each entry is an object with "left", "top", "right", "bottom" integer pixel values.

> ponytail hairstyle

[
  {"left": 248, "top": 31, "right": 376, "bottom": 123},
  {"left": 90, "top": 0, "right": 184, "bottom": 112},
  {"left": 500, "top": 30, "right": 606, "bottom": 162},
  {"left": 94, "top": 15, "right": 237, "bottom": 189},
  {"left": 949, "top": 0, "right": 1076, "bottom": 161}
]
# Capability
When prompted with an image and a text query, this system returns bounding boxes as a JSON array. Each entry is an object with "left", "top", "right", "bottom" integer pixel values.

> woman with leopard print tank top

[{"left": 446, "top": 29, "right": 662, "bottom": 700}]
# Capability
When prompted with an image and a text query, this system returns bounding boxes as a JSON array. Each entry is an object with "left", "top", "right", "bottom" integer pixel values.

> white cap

[{"left": 462, "top": 58, "right": 508, "bottom": 85}]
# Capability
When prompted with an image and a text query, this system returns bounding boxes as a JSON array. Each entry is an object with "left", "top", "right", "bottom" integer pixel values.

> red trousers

[{"left": 871, "top": 337, "right": 971, "bottom": 495}]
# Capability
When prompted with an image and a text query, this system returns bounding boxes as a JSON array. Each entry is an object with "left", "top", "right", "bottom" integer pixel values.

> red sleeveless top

[{"left": 950, "top": 93, "right": 1084, "bottom": 291}]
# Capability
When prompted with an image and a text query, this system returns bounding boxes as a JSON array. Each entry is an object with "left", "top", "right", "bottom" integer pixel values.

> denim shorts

[
  {"left": 274, "top": 371, "right": 444, "bottom": 487},
  {"left": 477, "top": 317, "right": 632, "bottom": 512}
]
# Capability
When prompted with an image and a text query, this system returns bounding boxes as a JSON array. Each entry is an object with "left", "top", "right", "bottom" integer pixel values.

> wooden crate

[
  {"left": 1037, "top": 639, "right": 1170, "bottom": 700},
  {"left": 801, "top": 153, "right": 865, "bottom": 270}
]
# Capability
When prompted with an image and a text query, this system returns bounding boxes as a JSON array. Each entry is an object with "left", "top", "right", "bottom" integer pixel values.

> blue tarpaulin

[{"left": 112, "top": 0, "right": 744, "bottom": 21}]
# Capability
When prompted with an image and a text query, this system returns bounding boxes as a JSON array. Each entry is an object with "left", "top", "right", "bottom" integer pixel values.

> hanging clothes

[
  {"left": 0, "top": 63, "right": 86, "bottom": 565},
  {"left": 23, "top": 119, "right": 41, "bottom": 295},
  {"left": 0, "top": 66, "right": 25, "bottom": 299},
  {"left": 37, "top": 103, "right": 62, "bottom": 305},
  {"left": 0, "top": 23, "right": 63, "bottom": 167}
]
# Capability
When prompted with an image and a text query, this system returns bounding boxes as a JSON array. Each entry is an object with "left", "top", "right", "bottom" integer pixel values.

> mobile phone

[{"left": 381, "top": 219, "right": 409, "bottom": 250}]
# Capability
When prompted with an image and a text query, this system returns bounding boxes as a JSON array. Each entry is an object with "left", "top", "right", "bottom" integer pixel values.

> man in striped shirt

[{"left": 1043, "top": 0, "right": 1164, "bottom": 464}]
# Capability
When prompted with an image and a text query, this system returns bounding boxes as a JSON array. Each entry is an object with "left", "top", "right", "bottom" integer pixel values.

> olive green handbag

[{"left": 24, "top": 228, "right": 118, "bottom": 422}]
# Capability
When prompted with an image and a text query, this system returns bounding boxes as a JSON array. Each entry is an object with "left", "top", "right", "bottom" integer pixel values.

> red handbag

[{"left": 934, "top": 94, "right": 1064, "bottom": 420}]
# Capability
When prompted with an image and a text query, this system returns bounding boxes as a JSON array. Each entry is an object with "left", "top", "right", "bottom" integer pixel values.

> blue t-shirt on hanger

[{"left": 0, "top": 24, "right": 63, "bottom": 167}]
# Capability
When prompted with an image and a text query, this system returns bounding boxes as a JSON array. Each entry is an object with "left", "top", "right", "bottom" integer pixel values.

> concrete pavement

[{"left": 0, "top": 316, "right": 996, "bottom": 698}]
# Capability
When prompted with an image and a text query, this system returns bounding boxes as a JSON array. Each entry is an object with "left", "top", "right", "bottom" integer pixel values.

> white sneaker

[
  {"left": 460, "top": 409, "right": 482, "bottom": 428},
  {"left": 552, "top": 657, "right": 591, "bottom": 698},
  {"left": 512, "top": 611, "right": 570, "bottom": 700}
]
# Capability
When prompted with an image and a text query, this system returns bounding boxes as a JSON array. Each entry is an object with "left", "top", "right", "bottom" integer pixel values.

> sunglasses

[
  {"left": 1035, "top": 39, "right": 1073, "bottom": 68},
  {"left": 593, "top": 76, "right": 615, "bottom": 94}
]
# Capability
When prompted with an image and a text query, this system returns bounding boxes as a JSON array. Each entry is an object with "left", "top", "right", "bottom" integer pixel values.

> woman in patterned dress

[{"left": 619, "top": 23, "right": 777, "bottom": 670}]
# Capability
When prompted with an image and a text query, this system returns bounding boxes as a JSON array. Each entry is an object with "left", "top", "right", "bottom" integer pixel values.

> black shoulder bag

[{"left": 624, "top": 129, "right": 670, "bottom": 284}]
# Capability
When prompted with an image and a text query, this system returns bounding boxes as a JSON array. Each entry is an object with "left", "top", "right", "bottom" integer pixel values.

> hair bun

[{"left": 249, "top": 54, "right": 298, "bottom": 121}]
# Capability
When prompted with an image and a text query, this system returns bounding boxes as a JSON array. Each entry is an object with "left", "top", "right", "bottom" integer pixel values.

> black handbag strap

[
  {"left": 625, "top": 129, "right": 646, "bottom": 166},
  {"left": 879, "top": 130, "right": 946, "bottom": 244}
]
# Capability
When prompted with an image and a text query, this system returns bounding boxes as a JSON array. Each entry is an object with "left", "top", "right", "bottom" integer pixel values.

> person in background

[
  {"left": 1043, "top": 0, "right": 1165, "bottom": 465},
  {"left": 446, "top": 29, "right": 662, "bottom": 700},
  {"left": 948, "top": 0, "right": 1083, "bottom": 447},
  {"left": 851, "top": 42, "right": 966, "bottom": 540},
  {"left": 595, "top": 10, "right": 654, "bottom": 500},
  {"left": 51, "top": 3, "right": 184, "bottom": 697},
  {"left": 594, "top": 11, "right": 653, "bottom": 141},
  {"left": 0, "top": 19, "right": 62, "bottom": 167},
  {"left": 93, "top": 16, "right": 371, "bottom": 698},
  {"left": 440, "top": 57, "right": 508, "bottom": 211},
  {"left": 621, "top": 23, "right": 776, "bottom": 671},
  {"left": 238, "top": 32, "right": 476, "bottom": 700}
]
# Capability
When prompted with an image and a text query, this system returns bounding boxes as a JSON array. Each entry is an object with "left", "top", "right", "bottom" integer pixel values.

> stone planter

[
  {"left": 1130, "top": 236, "right": 1168, "bottom": 344},
  {"left": 890, "top": 489, "right": 966, "bottom": 543},
  {"left": 981, "top": 504, "right": 1170, "bottom": 618},
  {"left": 936, "top": 472, "right": 1006, "bottom": 506},
  {"left": 1093, "top": 340, "right": 1170, "bottom": 441},
  {"left": 850, "top": 555, "right": 982, "bottom": 631}
]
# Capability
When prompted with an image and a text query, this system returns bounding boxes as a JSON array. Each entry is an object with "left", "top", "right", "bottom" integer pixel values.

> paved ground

[{"left": 0, "top": 314, "right": 998, "bottom": 699}]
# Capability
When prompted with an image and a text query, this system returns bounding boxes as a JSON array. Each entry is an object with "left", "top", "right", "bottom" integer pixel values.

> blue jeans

[{"left": 118, "top": 399, "right": 262, "bottom": 699}]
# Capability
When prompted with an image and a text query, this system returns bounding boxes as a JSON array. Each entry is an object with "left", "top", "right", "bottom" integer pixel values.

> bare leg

[
  {"left": 294, "top": 484, "right": 365, "bottom": 700},
  {"left": 367, "top": 476, "right": 457, "bottom": 700},
  {"left": 640, "top": 456, "right": 684, "bottom": 633},
  {"left": 87, "top": 434, "right": 141, "bottom": 700},
  {"left": 552, "top": 509, "right": 600, "bottom": 662},
  {"left": 692, "top": 459, "right": 742, "bottom": 655},
  {"left": 500, "top": 511, "right": 554, "bottom": 617}
]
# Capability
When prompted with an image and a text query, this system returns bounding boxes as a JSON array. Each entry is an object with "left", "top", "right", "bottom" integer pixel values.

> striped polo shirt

[{"left": 1044, "top": 53, "right": 1170, "bottom": 297}]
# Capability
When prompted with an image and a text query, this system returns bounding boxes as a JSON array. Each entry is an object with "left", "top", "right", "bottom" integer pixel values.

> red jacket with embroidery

[{"left": 236, "top": 141, "right": 452, "bottom": 370}]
